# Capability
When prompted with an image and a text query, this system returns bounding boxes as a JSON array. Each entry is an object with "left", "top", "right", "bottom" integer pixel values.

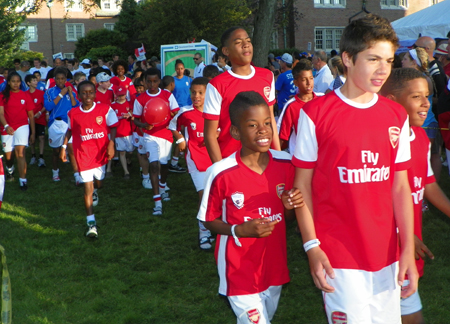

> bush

[
  {"left": 75, "top": 29, "right": 127, "bottom": 58},
  {"left": 0, "top": 50, "right": 44, "bottom": 68},
  {"left": 84, "top": 46, "right": 128, "bottom": 62}
]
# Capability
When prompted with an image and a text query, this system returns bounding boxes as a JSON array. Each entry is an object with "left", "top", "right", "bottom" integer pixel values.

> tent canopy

[{"left": 391, "top": 0, "right": 450, "bottom": 41}]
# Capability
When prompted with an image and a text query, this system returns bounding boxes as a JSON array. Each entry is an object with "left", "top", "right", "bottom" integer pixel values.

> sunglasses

[{"left": 193, "top": 58, "right": 199, "bottom": 61}]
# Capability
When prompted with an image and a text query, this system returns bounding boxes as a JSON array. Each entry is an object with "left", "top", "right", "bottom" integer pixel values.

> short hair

[
  {"left": 161, "top": 75, "right": 174, "bottom": 89},
  {"left": 33, "top": 70, "right": 41, "bottom": 76},
  {"left": 73, "top": 71, "right": 86, "bottom": 82},
  {"left": 134, "top": 77, "right": 144, "bottom": 87},
  {"left": 144, "top": 68, "right": 161, "bottom": 79},
  {"left": 330, "top": 56, "right": 345, "bottom": 75},
  {"left": 191, "top": 77, "right": 209, "bottom": 88},
  {"left": 330, "top": 49, "right": 338, "bottom": 57},
  {"left": 292, "top": 59, "right": 313, "bottom": 79},
  {"left": 221, "top": 26, "right": 244, "bottom": 48},
  {"left": 41, "top": 61, "right": 48, "bottom": 67},
  {"left": 13, "top": 59, "right": 20, "bottom": 64},
  {"left": 25, "top": 74, "right": 36, "bottom": 84},
  {"left": 21, "top": 61, "right": 30, "bottom": 67},
  {"left": 78, "top": 80, "right": 95, "bottom": 93},
  {"left": 112, "top": 60, "right": 128, "bottom": 75},
  {"left": 88, "top": 74, "right": 96, "bottom": 82},
  {"left": 203, "top": 65, "right": 220, "bottom": 79},
  {"left": 229, "top": 91, "right": 268, "bottom": 127},
  {"left": 194, "top": 52, "right": 202, "bottom": 58},
  {"left": 314, "top": 50, "right": 328, "bottom": 63},
  {"left": 380, "top": 68, "right": 426, "bottom": 97},
  {"left": 340, "top": 14, "right": 399, "bottom": 65},
  {"left": 34, "top": 57, "right": 41, "bottom": 62},
  {"left": 54, "top": 67, "right": 67, "bottom": 78}
]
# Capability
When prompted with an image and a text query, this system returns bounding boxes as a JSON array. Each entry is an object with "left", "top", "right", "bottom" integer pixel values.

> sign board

[{"left": 160, "top": 42, "right": 211, "bottom": 77}]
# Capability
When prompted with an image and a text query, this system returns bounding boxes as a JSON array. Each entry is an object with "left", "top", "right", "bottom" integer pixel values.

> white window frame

[
  {"left": 64, "top": 53, "right": 75, "bottom": 59},
  {"left": 104, "top": 23, "right": 115, "bottom": 31},
  {"left": 314, "top": 0, "right": 346, "bottom": 8},
  {"left": 100, "top": 0, "right": 120, "bottom": 11},
  {"left": 380, "top": 0, "right": 408, "bottom": 9},
  {"left": 314, "top": 27, "right": 344, "bottom": 53},
  {"left": 429, "top": 0, "right": 440, "bottom": 4},
  {"left": 66, "top": 23, "right": 85, "bottom": 41},
  {"left": 20, "top": 25, "right": 38, "bottom": 42},
  {"left": 64, "top": 0, "right": 83, "bottom": 12}
]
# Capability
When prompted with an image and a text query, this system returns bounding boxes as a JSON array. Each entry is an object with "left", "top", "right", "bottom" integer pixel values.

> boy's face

[
  {"left": 222, "top": 29, "right": 252, "bottom": 66},
  {"left": 190, "top": 84, "right": 206, "bottom": 108},
  {"left": 294, "top": 70, "right": 314, "bottom": 95},
  {"left": 55, "top": 74, "right": 67, "bottom": 89},
  {"left": 135, "top": 84, "right": 144, "bottom": 94},
  {"left": 28, "top": 78, "right": 38, "bottom": 89},
  {"left": 145, "top": 75, "right": 160, "bottom": 93},
  {"left": 391, "top": 78, "right": 430, "bottom": 127},
  {"left": 79, "top": 84, "right": 96, "bottom": 107},
  {"left": 116, "top": 94, "right": 126, "bottom": 102},
  {"left": 76, "top": 76, "right": 86, "bottom": 85},
  {"left": 98, "top": 80, "right": 111, "bottom": 90},
  {"left": 231, "top": 104, "right": 272, "bottom": 154},
  {"left": 33, "top": 73, "right": 41, "bottom": 81},
  {"left": 343, "top": 41, "right": 395, "bottom": 95}
]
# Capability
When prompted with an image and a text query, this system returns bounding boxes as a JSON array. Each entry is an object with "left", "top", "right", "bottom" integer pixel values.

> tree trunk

[{"left": 252, "top": 0, "right": 278, "bottom": 68}]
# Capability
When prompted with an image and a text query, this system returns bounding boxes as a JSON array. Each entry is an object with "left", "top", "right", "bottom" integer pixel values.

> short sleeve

[
  {"left": 133, "top": 98, "right": 143, "bottom": 117},
  {"left": 106, "top": 107, "right": 119, "bottom": 127},
  {"left": 203, "top": 83, "right": 222, "bottom": 120},
  {"left": 168, "top": 93, "right": 179, "bottom": 112},
  {"left": 292, "top": 109, "right": 318, "bottom": 168},
  {"left": 197, "top": 169, "right": 225, "bottom": 222},
  {"left": 268, "top": 74, "right": 276, "bottom": 105},
  {"left": 394, "top": 117, "right": 412, "bottom": 170}
]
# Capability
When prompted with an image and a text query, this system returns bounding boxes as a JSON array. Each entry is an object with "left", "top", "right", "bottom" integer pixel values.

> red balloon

[{"left": 143, "top": 97, "right": 170, "bottom": 126}]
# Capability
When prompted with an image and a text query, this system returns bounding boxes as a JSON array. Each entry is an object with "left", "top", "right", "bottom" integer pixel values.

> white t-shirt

[
  {"left": 194, "top": 62, "right": 206, "bottom": 78},
  {"left": 313, "top": 64, "right": 334, "bottom": 93}
]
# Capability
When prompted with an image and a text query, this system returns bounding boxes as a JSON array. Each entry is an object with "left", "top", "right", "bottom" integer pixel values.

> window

[
  {"left": 64, "top": 0, "right": 83, "bottom": 11},
  {"left": 66, "top": 23, "right": 84, "bottom": 41},
  {"left": 315, "top": 27, "right": 344, "bottom": 52},
  {"left": 430, "top": 0, "right": 440, "bottom": 4},
  {"left": 19, "top": 25, "right": 37, "bottom": 50},
  {"left": 104, "top": 23, "right": 115, "bottom": 31},
  {"left": 314, "top": 0, "right": 346, "bottom": 8},
  {"left": 380, "top": 0, "right": 408, "bottom": 9},
  {"left": 64, "top": 53, "right": 75, "bottom": 59},
  {"left": 100, "top": 0, "right": 120, "bottom": 11}
]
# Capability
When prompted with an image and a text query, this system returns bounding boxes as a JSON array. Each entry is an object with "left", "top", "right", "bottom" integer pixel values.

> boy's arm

[
  {"left": 425, "top": 182, "right": 450, "bottom": 217},
  {"left": 392, "top": 169, "right": 418, "bottom": 298},
  {"left": 171, "top": 130, "right": 186, "bottom": 151},
  {"left": 107, "top": 127, "right": 116, "bottom": 160},
  {"left": 294, "top": 167, "right": 335, "bottom": 292},
  {"left": 27, "top": 110, "right": 35, "bottom": 145},
  {"left": 59, "top": 129, "right": 72, "bottom": 162},
  {"left": 203, "top": 217, "right": 279, "bottom": 238},
  {"left": 204, "top": 119, "right": 222, "bottom": 163},
  {"left": 269, "top": 105, "right": 281, "bottom": 151}
]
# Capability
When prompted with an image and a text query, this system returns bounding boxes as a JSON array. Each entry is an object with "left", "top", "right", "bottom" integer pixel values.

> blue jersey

[
  {"left": 44, "top": 86, "right": 79, "bottom": 127},
  {"left": 173, "top": 76, "right": 192, "bottom": 107},
  {"left": 275, "top": 70, "right": 296, "bottom": 109}
]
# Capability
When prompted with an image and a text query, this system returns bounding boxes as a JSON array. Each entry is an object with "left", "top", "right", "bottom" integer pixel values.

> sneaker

[
  {"left": 422, "top": 201, "right": 429, "bottom": 212},
  {"left": 19, "top": 181, "right": 27, "bottom": 191},
  {"left": 105, "top": 171, "right": 113, "bottom": 178},
  {"left": 169, "top": 163, "right": 187, "bottom": 173},
  {"left": 123, "top": 173, "right": 130, "bottom": 180},
  {"left": 37, "top": 158, "right": 46, "bottom": 167},
  {"left": 199, "top": 230, "right": 212, "bottom": 250},
  {"left": 6, "top": 173, "right": 14, "bottom": 182},
  {"left": 161, "top": 191, "right": 170, "bottom": 201},
  {"left": 93, "top": 190, "right": 99, "bottom": 207},
  {"left": 75, "top": 175, "right": 83, "bottom": 186},
  {"left": 29, "top": 157, "right": 37, "bottom": 165},
  {"left": 52, "top": 175, "right": 60, "bottom": 182},
  {"left": 86, "top": 222, "right": 98, "bottom": 238},
  {"left": 152, "top": 206, "right": 162, "bottom": 216},
  {"left": 142, "top": 178, "right": 152, "bottom": 189}
]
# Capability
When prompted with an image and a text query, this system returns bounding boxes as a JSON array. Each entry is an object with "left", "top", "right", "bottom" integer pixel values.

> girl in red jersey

[
  {"left": 0, "top": 72, "right": 35, "bottom": 190},
  {"left": 110, "top": 60, "right": 136, "bottom": 98}
]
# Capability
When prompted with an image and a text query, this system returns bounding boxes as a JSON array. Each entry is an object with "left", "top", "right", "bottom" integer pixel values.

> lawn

[{"left": 1, "top": 151, "right": 450, "bottom": 324}]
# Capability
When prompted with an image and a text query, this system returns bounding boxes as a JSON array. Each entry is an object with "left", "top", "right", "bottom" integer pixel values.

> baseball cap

[
  {"left": 268, "top": 53, "right": 275, "bottom": 59},
  {"left": 96, "top": 72, "right": 111, "bottom": 83},
  {"left": 281, "top": 53, "right": 293, "bottom": 64},
  {"left": 150, "top": 56, "right": 158, "bottom": 62},
  {"left": 435, "top": 43, "right": 448, "bottom": 55},
  {"left": 114, "top": 87, "right": 127, "bottom": 96},
  {"left": 80, "top": 58, "right": 91, "bottom": 65}
]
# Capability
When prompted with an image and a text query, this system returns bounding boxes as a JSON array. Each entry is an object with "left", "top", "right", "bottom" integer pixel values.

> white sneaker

[
  {"left": 52, "top": 174, "right": 60, "bottom": 182},
  {"left": 93, "top": 190, "right": 99, "bottom": 207},
  {"left": 142, "top": 178, "right": 152, "bottom": 189},
  {"left": 152, "top": 206, "right": 162, "bottom": 215},
  {"left": 86, "top": 222, "right": 98, "bottom": 238},
  {"left": 75, "top": 175, "right": 83, "bottom": 186},
  {"left": 161, "top": 191, "right": 170, "bottom": 201},
  {"left": 29, "top": 157, "right": 37, "bottom": 165},
  {"left": 38, "top": 158, "right": 46, "bottom": 167},
  {"left": 199, "top": 229, "right": 212, "bottom": 250}
]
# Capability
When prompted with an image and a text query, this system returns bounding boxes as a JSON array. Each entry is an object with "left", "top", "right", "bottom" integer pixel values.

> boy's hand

[
  {"left": 235, "top": 218, "right": 279, "bottom": 238},
  {"left": 107, "top": 140, "right": 115, "bottom": 160},
  {"left": 5, "top": 126, "right": 14, "bottom": 135},
  {"left": 60, "top": 147, "right": 67, "bottom": 162},
  {"left": 143, "top": 123, "right": 154, "bottom": 131},
  {"left": 414, "top": 235, "right": 434, "bottom": 260},
  {"left": 67, "top": 86, "right": 73, "bottom": 95},
  {"left": 178, "top": 141, "right": 186, "bottom": 152},
  {"left": 398, "top": 253, "right": 419, "bottom": 299},
  {"left": 29, "top": 133, "right": 35, "bottom": 145},
  {"left": 60, "top": 87, "right": 68, "bottom": 96},
  {"left": 307, "top": 247, "right": 335, "bottom": 293},
  {"left": 281, "top": 188, "right": 304, "bottom": 210}
]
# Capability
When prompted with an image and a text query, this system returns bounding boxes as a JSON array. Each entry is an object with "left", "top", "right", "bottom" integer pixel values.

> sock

[
  {"left": 86, "top": 214, "right": 96, "bottom": 225},
  {"left": 6, "top": 166, "right": 13, "bottom": 174},
  {"left": 52, "top": 169, "right": 59, "bottom": 176},
  {"left": 153, "top": 195, "right": 162, "bottom": 208},
  {"left": 74, "top": 172, "right": 80, "bottom": 177},
  {"left": 159, "top": 182, "right": 166, "bottom": 193},
  {"left": 171, "top": 156, "right": 179, "bottom": 166},
  {"left": 19, "top": 178, "right": 27, "bottom": 185},
  {"left": 142, "top": 173, "right": 149, "bottom": 179},
  {"left": 199, "top": 220, "right": 208, "bottom": 231},
  {"left": 39, "top": 154, "right": 44, "bottom": 159}
]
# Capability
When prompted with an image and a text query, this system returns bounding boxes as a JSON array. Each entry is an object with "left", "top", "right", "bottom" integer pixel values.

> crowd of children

[{"left": 2, "top": 14, "right": 450, "bottom": 324}]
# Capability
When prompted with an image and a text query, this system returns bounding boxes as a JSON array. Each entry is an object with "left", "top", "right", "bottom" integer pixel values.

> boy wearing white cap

[
  {"left": 275, "top": 53, "right": 297, "bottom": 110},
  {"left": 95, "top": 72, "right": 114, "bottom": 105}
]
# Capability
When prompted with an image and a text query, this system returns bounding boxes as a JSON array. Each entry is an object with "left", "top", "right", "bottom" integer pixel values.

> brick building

[
  {"left": 21, "top": 0, "right": 119, "bottom": 61},
  {"left": 280, "top": 0, "right": 444, "bottom": 53}
]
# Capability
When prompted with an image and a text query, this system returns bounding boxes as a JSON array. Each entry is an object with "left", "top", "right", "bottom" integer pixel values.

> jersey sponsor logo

[
  {"left": 34, "top": 98, "right": 38, "bottom": 103},
  {"left": 96, "top": 116, "right": 103, "bottom": 125},
  {"left": 412, "top": 176, "right": 424, "bottom": 204},
  {"left": 196, "top": 132, "right": 204, "bottom": 138},
  {"left": 263, "top": 86, "right": 270, "bottom": 100},
  {"left": 190, "top": 122, "right": 196, "bottom": 130},
  {"left": 389, "top": 126, "right": 400, "bottom": 148},
  {"left": 331, "top": 311, "right": 347, "bottom": 324},
  {"left": 81, "top": 128, "right": 105, "bottom": 141},
  {"left": 231, "top": 192, "right": 244, "bottom": 209},
  {"left": 337, "top": 150, "right": 390, "bottom": 183},
  {"left": 247, "top": 309, "right": 260, "bottom": 324},
  {"left": 276, "top": 183, "right": 285, "bottom": 198},
  {"left": 20, "top": 99, "right": 25, "bottom": 105}
]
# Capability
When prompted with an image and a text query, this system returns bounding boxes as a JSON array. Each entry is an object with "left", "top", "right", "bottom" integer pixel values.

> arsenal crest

[
  {"left": 276, "top": 183, "right": 285, "bottom": 199},
  {"left": 263, "top": 86, "right": 271, "bottom": 100},
  {"left": 247, "top": 309, "right": 260, "bottom": 324},
  {"left": 231, "top": 192, "right": 244, "bottom": 209},
  {"left": 20, "top": 99, "right": 25, "bottom": 104},
  {"left": 388, "top": 126, "right": 400, "bottom": 148},
  {"left": 331, "top": 311, "right": 347, "bottom": 324},
  {"left": 34, "top": 98, "right": 38, "bottom": 103},
  {"left": 190, "top": 122, "right": 197, "bottom": 130},
  {"left": 96, "top": 116, "right": 103, "bottom": 125}
]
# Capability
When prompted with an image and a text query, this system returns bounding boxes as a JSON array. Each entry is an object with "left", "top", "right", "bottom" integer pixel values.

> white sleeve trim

[
  {"left": 293, "top": 109, "right": 318, "bottom": 162},
  {"left": 203, "top": 83, "right": 222, "bottom": 116},
  {"left": 133, "top": 98, "right": 143, "bottom": 116},
  {"left": 395, "top": 117, "right": 411, "bottom": 164},
  {"left": 269, "top": 74, "right": 276, "bottom": 102},
  {"left": 427, "top": 142, "right": 434, "bottom": 177},
  {"left": 168, "top": 93, "right": 179, "bottom": 111},
  {"left": 106, "top": 107, "right": 119, "bottom": 126}
]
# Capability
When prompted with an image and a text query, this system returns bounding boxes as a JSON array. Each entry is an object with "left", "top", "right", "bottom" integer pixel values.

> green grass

[{"left": 1, "top": 151, "right": 450, "bottom": 323}]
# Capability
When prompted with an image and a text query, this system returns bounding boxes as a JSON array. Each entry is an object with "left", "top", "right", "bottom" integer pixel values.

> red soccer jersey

[
  {"left": 68, "top": 103, "right": 119, "bottom": 172},
  {"left": 203, "top": 66, "right": 276, "bottom": 158},
  {"left": 292, "top": 89, "right": 411, "bottom": 271},
  {"left": 130, "top": 93, "right": 143, "bottom": 136},
  {"left": 0, "top": 91, "right": 34, "bottom": 134},
  {"left": 28, "top": 89, "right": 46, "bottom": 126},
  {"left": 176, "top": 107, "right": 212, "bottom": 172},
  {"left": 110, "top": 76, "right": 136, "bottom": 96},
  {"left": 133, "top": 89, "right": 179, "bottom": 142},
  {"left": 198, "top": 150, "right": 293, "bottom": 296},
  {"left": 408, "top": 127, "right": 435, "bottom": 277},
  {"left": 112, "top": 101, "right": 132, "bottom": 138},
  {"left": 96, "top": 89, "right": 114, "bottom": 105},
  {"left": 277, "top": 93, "right": 317, "bottom": 154}
]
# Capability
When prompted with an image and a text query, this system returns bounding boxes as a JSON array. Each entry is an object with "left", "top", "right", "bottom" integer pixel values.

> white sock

[
  {"left": 153, "top": 195, "right": 162, "bottom": 208},
  {"left": 171, "top": 156, "right": 179, "bottom": 166},
  {"left": 52, "top": 169, "right": 59, "bottom": 176},
  {"left": 199, "top": 220, "right": 208, "bottom": 231},
  {"left": 19, "top": 178, "right": 27, "bottom": 184},
  {"left": 159, "top": 182, "right": 166, "bottom": 193},
  {"left": 142, "top": 173, "right": 149, "bottom": 179},
  {"left": 74, "top": 172, "right": 80, "bottom": 177},
  {"left": 87, "top": 214, "right": 95, "bottom": 224}
]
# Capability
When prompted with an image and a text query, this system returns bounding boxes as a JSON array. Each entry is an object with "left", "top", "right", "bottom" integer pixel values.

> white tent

[{"left": 391, "top": 0, "right": 450, "bottom": 41}]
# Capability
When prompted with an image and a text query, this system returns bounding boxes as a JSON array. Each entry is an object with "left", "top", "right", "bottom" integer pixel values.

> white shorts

[
  {"left": 323, "top": 262, "right": 401, "bottom": 324},
  {"left": 133, "top": 133, "right": 146, "bottom": 154},
  {"left": 80, "top": 165, "right": 106, "bottom": 183},
  {"left": 228, "top": 285, "right": 282, "bottom": 324},
  {"left": 115, "top": 136, "right": 134, "bottom": 152},
  {"left": 2, "top": 125, "right": 29, "bottom": 152},
  {"left": 190, "top": 170, "right": 205, "bottom": 192},
  {"left": 400, "top": 280, "right": 422, "bottom": 315},
  {"left": 143, "top": 134, "right": 171, "bottom": 164},
  {"left": 48, "top": 119, "right": 68, "bottom": 148}
]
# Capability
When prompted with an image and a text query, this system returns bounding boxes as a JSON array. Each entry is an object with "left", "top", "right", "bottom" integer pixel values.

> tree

[
  {"left": 85, "top": 46, "right": 127, "bottom": 62},
  {"left": 75, "top": 29, "right": 127, "bottom": 58},
  {"left": 251, "top": 0, "right": 278, "bottom": 67}
]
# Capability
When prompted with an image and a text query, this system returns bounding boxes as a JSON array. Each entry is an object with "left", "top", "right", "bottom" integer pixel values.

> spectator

[
  {"left": 275, "top": 53, "right": 297, "bottom": 110},
  {"left": 193, "top": 53, "right": 206, "bottom": 78},
  {"left": 17, "top": 61, "right": 31, "bottom": 81},
  {"left": 312, "top": 50, "right": 333, "bottom": 93}
]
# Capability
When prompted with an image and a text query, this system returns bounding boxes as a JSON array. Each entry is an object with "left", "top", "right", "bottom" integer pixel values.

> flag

[{"left": 135, "top": 44, "right": 146, "bottom": 61}]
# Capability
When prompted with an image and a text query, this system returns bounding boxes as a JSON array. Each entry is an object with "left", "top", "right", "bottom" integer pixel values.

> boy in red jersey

[
  {"left": 112, "top": 87, "right": 133, "bottom": 179},
  {"left": 60, "top": 81, "right": 118, "bottom": 238},
  {"left": 198, "top": 91, "right": 303, "bottom": 323},
  {"left": 133, "top": 68, "right": 179, "bottom": 215},
  {"left": 293, "top": 15, "right": 418, "bottom": 323},
  {"left": 381, "top": 68, "right": 450, "bottom": 324},
  {"left": 276, "top": 59, "right": 316, "bottom": 153},
  {"left": 95, "top": 72, "right": 114, "bottom": 105},
  {"left": 25, "top": 75, "right": 47, "bottom": 167},
  {"left": 204, "top": 27, "right": 280, "bottom": 163}
]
